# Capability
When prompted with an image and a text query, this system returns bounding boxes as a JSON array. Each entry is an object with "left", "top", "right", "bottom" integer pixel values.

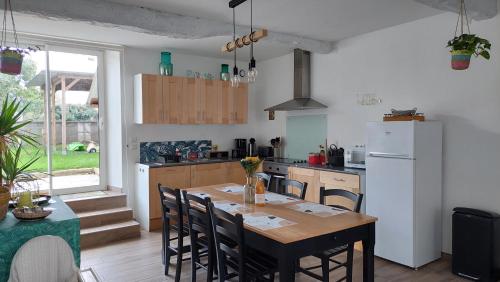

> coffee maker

[
  {"left": 232, "top": 139, "right": 247, "bottom": 158},
  {"left": 248, "top": 138, "right": 257, "bottom": 157}
]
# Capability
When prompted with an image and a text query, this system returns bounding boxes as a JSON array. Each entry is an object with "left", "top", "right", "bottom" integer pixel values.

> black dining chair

[
  {"left": 182, "top": 190, "right": 214, "bottom": 282},
  {"left": 207, "top": 202, "right": 278, "bottom": 282},
  {"left": 158, "top": 185, "right": 191, "bottom": 282},
  {"left": 280, "top": 179, "right": 308, "bottom": 200},
  {"left": 298, "top": 187, "right": 364, "bottom": 282},
  {"left": 255, "top": 172, "right": 272, "bottom": 191}
]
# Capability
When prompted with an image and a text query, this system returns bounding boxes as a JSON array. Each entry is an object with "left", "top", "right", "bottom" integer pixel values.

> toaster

[{"left": 344, "top": 145, "right": 366, "bottom": 169}]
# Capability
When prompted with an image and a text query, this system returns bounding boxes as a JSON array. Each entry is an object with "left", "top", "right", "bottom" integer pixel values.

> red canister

[{"left": 308, "top": 153, "right": 321, "bottom": 165}]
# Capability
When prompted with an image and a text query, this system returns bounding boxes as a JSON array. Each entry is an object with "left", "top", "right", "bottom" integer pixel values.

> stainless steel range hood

[{"left": 264, "top": 49, "right": 327, "bottom": 112}]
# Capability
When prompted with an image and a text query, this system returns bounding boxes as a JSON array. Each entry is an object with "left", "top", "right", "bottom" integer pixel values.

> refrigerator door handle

[{"left": 368, "top": 152, "right": 414, "bottom": 160}]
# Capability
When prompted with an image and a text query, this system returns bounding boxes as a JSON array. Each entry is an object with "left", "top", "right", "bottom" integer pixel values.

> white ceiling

[
  {"left": 13, "top": 0, "right": 443, "bottom": 61},
  {"left": 108, "top": 0, "right": 442, "bottom": 42}
]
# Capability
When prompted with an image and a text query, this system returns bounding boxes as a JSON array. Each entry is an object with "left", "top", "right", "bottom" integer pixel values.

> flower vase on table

[
  {"left": 240, "top": 157, "right": 263, "bottom": 205},
  {"left": 244, "top": 175, "right": 256, "bottom": 204}
]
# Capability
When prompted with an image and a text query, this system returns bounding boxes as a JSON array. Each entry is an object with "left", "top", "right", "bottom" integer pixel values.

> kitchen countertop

[
  {"left": 138, "top": 158, "right": 241, "bottom": 168},
  {"left": 292, "top": 163, "right": 366, "bottom": 175}
]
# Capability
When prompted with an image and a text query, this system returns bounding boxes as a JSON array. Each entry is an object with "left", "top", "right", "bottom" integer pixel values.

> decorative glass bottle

[
  {"left": 255, "top": 178, "right": 266, "bottom": 207},
  {"left": 244, "top": 175, "right": 256, "bottom": 204},
  {"left": 220, "top": 64, "right": 230, "bottom": 81},
  {"left": 159, "top": 51, "right": 173, "bottom": 76}
]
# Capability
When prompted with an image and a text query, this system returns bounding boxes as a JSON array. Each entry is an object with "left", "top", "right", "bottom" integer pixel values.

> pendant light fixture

[
  {"left": 230, "top": 7, "right": 240, "bottom": 88},
  {"left": 247, "top": 0, "right": 258, "bottom": 83}
]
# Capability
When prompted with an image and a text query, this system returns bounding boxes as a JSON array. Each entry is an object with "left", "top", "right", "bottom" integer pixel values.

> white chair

[{"left": 8, "top": 235, "right": 80, "bottom": 282}]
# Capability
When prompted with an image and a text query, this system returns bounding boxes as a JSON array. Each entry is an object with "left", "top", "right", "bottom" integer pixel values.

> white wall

[
  {"left": 254, "top": 12, "right": 500, "bottom": 253},
  {"left": 121, "top": 48, "right": 260, "bottom": 209},
  {"left": 104, "top": 50, "right": 123, "bottom": 189}
]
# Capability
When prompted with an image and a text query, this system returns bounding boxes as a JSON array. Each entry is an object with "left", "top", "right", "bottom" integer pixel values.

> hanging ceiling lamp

[
  {"left": 247, "top": 0, "right": 258, "bottom": 83},
  {"left": 223, "top": 0, "right": 267, "bottom": 86},
  {"left": 230, "top": 7, "right": 240, "bottom": 88}
]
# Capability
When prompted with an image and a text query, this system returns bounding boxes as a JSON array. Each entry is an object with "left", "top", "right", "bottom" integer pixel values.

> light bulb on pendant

[
  {"left": 247, "top": 57, "right": 258, "bottom": 83},
  {"left": 231, "top": 65, "right": 240, "bottom": 88}
]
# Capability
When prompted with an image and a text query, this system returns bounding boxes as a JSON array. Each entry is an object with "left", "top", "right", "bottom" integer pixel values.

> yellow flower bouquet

[
  {"left": 240, "top": 156, "right": 262, "bottom": 177},
  {"left": 240, "top": 157, "right": 263, "bottom": 204}
]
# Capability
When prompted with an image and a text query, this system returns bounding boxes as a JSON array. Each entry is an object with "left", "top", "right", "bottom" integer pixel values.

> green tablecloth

[{"left": 0, "top": 196, "right": 80, "bottom": 282}]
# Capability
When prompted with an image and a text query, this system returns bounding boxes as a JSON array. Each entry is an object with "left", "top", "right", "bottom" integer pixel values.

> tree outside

[{"left": 0, "top": 56, "right": 99, "bottom": 173}]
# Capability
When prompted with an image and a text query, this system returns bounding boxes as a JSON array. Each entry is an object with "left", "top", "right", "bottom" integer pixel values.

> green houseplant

[
  {"left": 447, "top": 34, "right": 491, "bottom": 70},
  {"left": 0, "top": 0, "right": 39, "bottom": 75},
  {"left": 446, "top": 0, "right": 491, "bottom": 70},
  {"left": 0, "top": 97, "right": 38, "bottom": 219}
]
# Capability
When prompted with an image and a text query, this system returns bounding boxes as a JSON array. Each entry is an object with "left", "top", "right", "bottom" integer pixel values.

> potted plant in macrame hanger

[
  {"left": 447, "top": 0, "right": 491, "bottom": 70},
  {"left": 0, "top": 0, "right": 39, "bottom": 75}
]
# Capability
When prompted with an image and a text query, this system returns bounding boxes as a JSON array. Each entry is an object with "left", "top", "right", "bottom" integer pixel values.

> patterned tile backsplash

[{"left": 140, "top": 140, "right": 212, "bottom": 163}]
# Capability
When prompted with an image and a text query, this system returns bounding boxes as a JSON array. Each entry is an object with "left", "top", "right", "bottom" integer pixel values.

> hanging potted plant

[
  {"left": 448, "top": 34, "right": 491, "bottom": 70},
  {"left": 447, "top": 0, "right": 491, "bottom": 70},
  {"left": 0, "top": 0, "right": 39, "bottom": 75}
]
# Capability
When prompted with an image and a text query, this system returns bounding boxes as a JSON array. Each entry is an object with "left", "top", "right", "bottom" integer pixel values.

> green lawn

[{"left": 20, "top": 145, "right": 99, "bottom": 172}]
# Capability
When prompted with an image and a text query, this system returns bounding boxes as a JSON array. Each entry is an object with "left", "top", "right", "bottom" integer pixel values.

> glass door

[
  {"left": 0, "top": 41, "right": 106, "bottom": 195},
  {"left": 46, "top": 46, "right": 106, "bottom": 194}
]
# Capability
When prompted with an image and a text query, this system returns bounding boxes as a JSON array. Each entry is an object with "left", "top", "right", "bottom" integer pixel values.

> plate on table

[
  {"left": 9, "top": 195, "right": 52, "bottom": 208},
  {"left": 12, "top": 207, "right": 53, "bottom": 221}
]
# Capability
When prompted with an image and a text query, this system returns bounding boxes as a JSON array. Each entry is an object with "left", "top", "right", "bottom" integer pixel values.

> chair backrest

[
  {"left": 158, "top": 184, "right": 183, "bottom": 228},
  {"left": 319, "top": 187, "right": 364, "bottom": 213},
  {"left": 8, "top": 235, "right": 79, "bottom": 282},
  {"left": 281, "top": 179, "right": 308, "bottom": 200},
  {"left": 255, "top": 172, "right": 272, "bottom": 191},
  {"left": 208, "top": 202, "right": 246, "bottom": 282},
  {"left": 182, "top": 190, "right": 213, "bottom": 253}
]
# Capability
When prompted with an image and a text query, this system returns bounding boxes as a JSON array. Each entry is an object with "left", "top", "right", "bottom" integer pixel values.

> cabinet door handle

[{"left": 334, "top": 178, "right": 346, "bottom": 182}]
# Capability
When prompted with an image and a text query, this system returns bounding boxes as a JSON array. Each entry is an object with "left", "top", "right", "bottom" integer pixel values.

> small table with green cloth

[{"left": 0, "top": 196, "right": 80, "bottom": 282}]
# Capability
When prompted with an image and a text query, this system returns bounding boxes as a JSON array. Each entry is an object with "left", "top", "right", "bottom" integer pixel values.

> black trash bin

[{"left": 452, "top": 207, "right": 500, "bottom": 281}]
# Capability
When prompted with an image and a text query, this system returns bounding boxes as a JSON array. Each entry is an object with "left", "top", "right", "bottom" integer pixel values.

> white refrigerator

[{"left": 366, "top": 121, "right": 442, "bottom": 269}]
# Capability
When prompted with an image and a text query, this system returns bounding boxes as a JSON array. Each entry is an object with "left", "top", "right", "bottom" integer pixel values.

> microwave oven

[{"left": 344, "top": 145, "right": 366, "bottom": 169}]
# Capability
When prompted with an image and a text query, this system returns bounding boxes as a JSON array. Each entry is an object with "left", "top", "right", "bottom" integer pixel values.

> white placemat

[
  {"left": 213, "top": 200, "right": 244, "bottom": 213},
  {"left": 188, "top": 192, "right": 211, "bottom": 199},
  {"left": 217, "top": 185, "right": 245, "bottom": 193},
  {"left": 265, "top": 193, "right": 300, "bottom": 204},
  {"left": 288, "top": 202, "right": 347, "bottom": 218},
  {"left": 243, "top": 212, "right": 297, "bottom": 231}
]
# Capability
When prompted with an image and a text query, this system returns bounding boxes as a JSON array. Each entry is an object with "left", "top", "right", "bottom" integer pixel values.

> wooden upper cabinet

[
  {"left": 200, "top": 80, "right": 222, "bottom": 124},
  {"left": 134, "top": 74, "right": 163, "bottom": 124},
  {"left": 163, "top": 76, "right": 183, "bottom": 124},
  {"left": 180, "top": 78, "right": 199, "bottom": 124},
  {"left": 220, "top": 81, "right": 232, "bottom": 124},
  {"left": 232, "top": 83, "right": 248, "bottom": 124},
  {"left": 134, "top": 74, "right": 248, "bottom": 124},
  {"left": 221, "top": 82, "right": 248, "bottom": 124}
]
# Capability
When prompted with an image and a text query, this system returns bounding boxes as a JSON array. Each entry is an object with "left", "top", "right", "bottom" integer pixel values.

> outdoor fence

[{"left": 25, "top": 121, "right": 99, "bottom": 145}]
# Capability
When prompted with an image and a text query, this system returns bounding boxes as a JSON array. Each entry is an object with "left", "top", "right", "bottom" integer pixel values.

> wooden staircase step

[
  {"left": 81, "top": 220, "right": 140, "bottom": 249},
  {"left": 78, "top": 207, "right": 133, "bottom": 229},
  {"left": 64, "top": 194, "right": 127, "bottom": 213}
]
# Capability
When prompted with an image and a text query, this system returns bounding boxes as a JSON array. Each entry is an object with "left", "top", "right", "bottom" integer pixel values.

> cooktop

[{"left": 264, "top": 157, "right": 307, "bottom": 164}]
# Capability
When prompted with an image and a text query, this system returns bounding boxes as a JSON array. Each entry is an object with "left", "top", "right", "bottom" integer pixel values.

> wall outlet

[
  {"left": 130, "top": 137, "right": 138, "bottom": 150},
  {"left": 357, "top": 93, "right": 382, "bottom": 106}
]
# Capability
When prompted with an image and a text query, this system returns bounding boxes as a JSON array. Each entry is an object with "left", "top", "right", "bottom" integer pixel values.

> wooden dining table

[{"left": 181, "top": 183, "right": 377, "bottom": 282}]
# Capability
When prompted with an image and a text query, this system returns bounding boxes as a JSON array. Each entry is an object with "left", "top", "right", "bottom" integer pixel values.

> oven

[{"left": 262, "top": 160, "right": 289, "bottom": 193}]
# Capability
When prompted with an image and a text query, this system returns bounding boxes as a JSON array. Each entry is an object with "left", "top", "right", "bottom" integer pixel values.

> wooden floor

[{"left": 81, "top": 231, "right": 466, "bottom": 282}]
